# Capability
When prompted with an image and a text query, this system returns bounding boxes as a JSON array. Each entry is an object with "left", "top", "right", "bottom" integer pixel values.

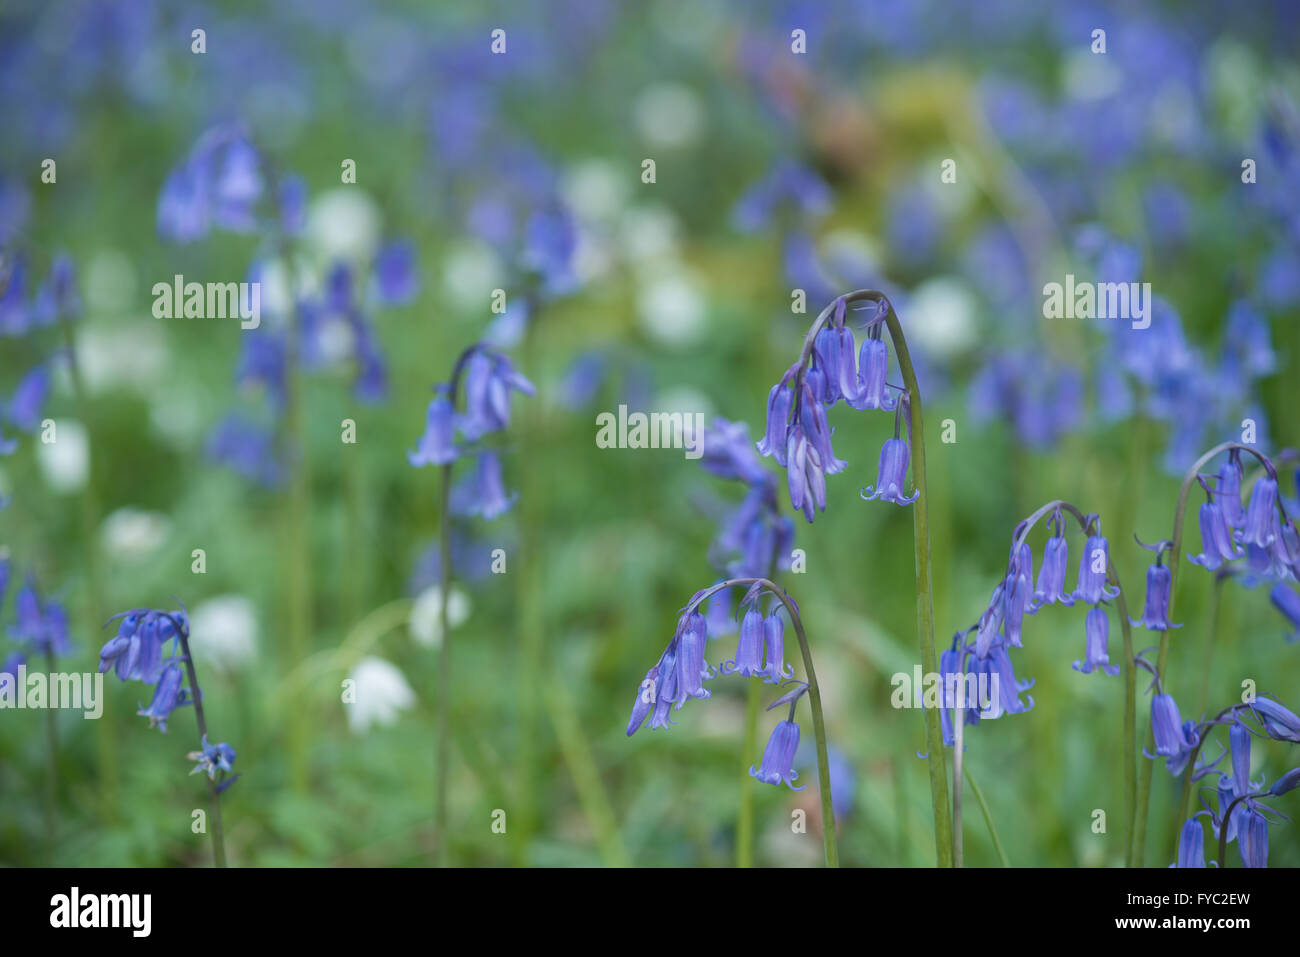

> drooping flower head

[
  {"left": 1148, "top": 693, "right": 1200, "bottom": 776},
  {"left": 1073, "top": 606, "right": 1120, "bottom": 676},
  {"left": 750, "top": 719, "right": 805, "bottom": 790}
]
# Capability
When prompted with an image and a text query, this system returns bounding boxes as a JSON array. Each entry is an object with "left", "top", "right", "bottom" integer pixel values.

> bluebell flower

[
  {"left": 137, "top": 662, "right": 186, "bottom": 733},
  {"left": 1031, "top": 534, "right": 1074, "bottom": 609},
  {"left": 373, "top": 240, "right": 419, "bottom": 306},
  {"left": 704, "top": 588, "right": 736, "bottom": 638},
  {"left": 0, "top": 254, "right": 31, "bottom": 337},
  {"left": 235, "top": 329, "right": 288, "bottom": 411},
  {"left": 1072, "top": 535, "right": 1118, "bottom": 604},
  {"left": 986, "top": 646, "right": 1034, "bottom": 718},
  {"left": 31, "top": 254, "right": 79, "bottom": 324},
  {"left": 720, "top": 608, "right": 765, "bottom": 677},
  {"left": 1188, "top": 498, "right": 1243, "bottom": 569},
  {"left": 1148, "top": 693, "right": 1200, "bottom": 775},
  {"left": 97, "top": 608, "right": 185, "bottom": 684},
  {"left": 278, "top": 175, "right": 306, "bottom": 235},
  {"left": 523, "top": 204, "right": 578, "bottom": 297},
  {"left": 0, "top": 651, "right": 23, "bottom": 682},
  {"left": 5, "top": 365, "right": 50, "bottom": 432},
  {"left": 758, "top": 613, "right": 795, "bottom": 684},
  {"left": 671, "top": 612, "right": 712, "bottom": 708},
  {"left": 1239, "top": 809, "right": 1270, "bottom": 868},
  {"left": 9, "top": 577, "right": 71, "bottom": 658},
  {"left": 1002, "top": 570, "right": 1030, "bottom": 648},
  {"left": 205, "top": 415, "right": 285, "bottom": 487},
  {"left": 1173, "top": 818, "right": 1207, "bottom": 868},
  {"left": 407, "top": 390, "right": 458, "bottom": 467},
  {"left": 1131, "top": 563, "right": 1181, "bottom": 631},
  {"left": 1240, "top": 477, "right": 1279, "bottom": 549},
  {"left": 557, "top": 351, "right": 606, "bottom": 409},
  {"left": 1250, "top": 696, "right": 1300, "bottom": 743},
  {"left": 187, "top": 735, "right": 236, "bottom": 779},
  {"left": 451, "top": 451, "right": 515, "bottom": 520},
  {"left": 1223, "top": 301, "right": 1276, "bottom": 379},
  {"left": 756, "top": 369, "right": 797, "bottom": 466},
  {"left": 157, "top": 125, "right": 265, "bottom": 243},
  {"left": 1073, "top": 606, "right": 1120, "bottom": 676},
  {"left": 785, "top": 425, "right": 827, "bottom": 522},
  {"left": 1269, "top": 585, "right": 1300, "bottom": 643},
  {"left": 1269, "top": 767, "right": 1300, "bottom": 796},
  {"left": 1215, "top": 455, "right": 1246, "bottom": 530},
  {"left": 647, "top": 646, "right": 679, "bottom": 731},
  {"left": 750, "top": 719, "right": 805, "bottom": 790},
  {"left": 459, "top": 349, "right": 535, "bottom": 440},
  {"left": 861, "top": 437, "right": 919, "bottom": 506},
  {"left": 732, "top": 161, "right": 830, "bottom": 233},
  {"left": 938, "top": 643, "right": 980, "bottom": 746},
  {"left": 847, "top": 337, "right": 897, "bottom": 412},
  {"left": 973, "top": 583, "right": 1004, "bottom": 659},
  {"left": 700, "top": 418, "right": 768, "bottom": 486}
]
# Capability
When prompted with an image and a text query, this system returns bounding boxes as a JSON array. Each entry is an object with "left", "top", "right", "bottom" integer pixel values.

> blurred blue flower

[
  {"left": 407, "top": 390, "right": 458, "bottom": 467},
  {"left": 205, "top": 415, "right": 285, "bottom": 487},
  {"left": 451, "top": 450, "right": 515, "bottom": 520},
  {"left": 1269, "top": 585, "right": 1300, "bottom": 643},
  {"left": 732, "top": 161, "right": 830, "bottom": 233}
]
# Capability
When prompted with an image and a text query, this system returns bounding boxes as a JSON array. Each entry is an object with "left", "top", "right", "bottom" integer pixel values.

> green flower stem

[
  {"left": 963, "top": 763, "right": 1010, "bottom": 867},
  {"left": 682, "top": 578, "right": 837, "bottom": 866},
  {"left": 173, "top": 620, "right": 227, "bottom": 868},
  {"left": 737, "top": 672, "right": 762, "bottom": 867},
  {"left": 953, "top": 689, "right": 964, "bottom": 867},
  {"left": 44, "top": 647, "right": 58, "bottom": 864},
  {"left": 879, "top": 297, "right": 952, "bottom": 869},
  {"left": 278, "top": 241, "right": 314, "bottom": 795},
  {"left": 58, "top": 314, "right": 116, "bottom": 821},
  {"left": 1109, "top": 562, "right": 1137, "bottom": 867},
  {"left": 1134, "top": 442, "right": 1266, "bottom": 865},
  {"left": 435, "top": 462, "right": 453, "bottom": 866}
]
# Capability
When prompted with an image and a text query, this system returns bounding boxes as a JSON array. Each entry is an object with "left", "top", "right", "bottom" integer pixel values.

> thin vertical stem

[
  {"left": 780, "top": 597, "right": 838, "bottom": 867},
  {"left": 175, "top": 623, "right": 227, "bottom": 868},
  {"left": 881, "top": 301, "right": 953, "bottom": 868},
  {"left": 1114, "top": 567, "right": 1137, "bottom": 868},
  {"left": 737, "top": 674, "right": 761, "bottom": 867},
  {"left": 280, "top": 249, "right": 313, "bottom": 795},
  {"left": 953, "top": 693, "right": 964, "bottom": 868},
  {"left": 59, "top": 315, "right": 116, "bottom": 820},
  {"left": 963, "top": 763, "right": 1010, "bottom": 867},
  {"left": 44, "top": 647, "right": 58, "bottom": 864},
  {"left": 434, "top": 462, "right": 453, "bottom": 866}
]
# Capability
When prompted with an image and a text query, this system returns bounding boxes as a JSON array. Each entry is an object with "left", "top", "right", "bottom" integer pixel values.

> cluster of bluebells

[
  {"left": 698, "top": 418, "right": 795, "bottom": 583},
  {"left": 1166, "top": 695, "right": 1300, "bottom": 867},
  {"left": 1185, "top": 451, "right": 1300, "bottom": 641},
  {"left": 155, "top": 124, "right": 419, "bottom": 487},
  {"left": 940, "top": 506, "right": 1140, "bottom": 748},
  {"left": 0, "top": 559, "right": 71, "bottom": 679},
  {"left": 408, "top": 344, "right": 534, "bottom": 521},
  {"left": 757, "top": 295, "right": 916, "bottom": 523},
  {"left": 0, "top": 244, "right": 79, "bottom": 463},
  {"left": 626, "top": 584, "right": 807, "bottom": 791},
  {"left": 96, "top": 606, "right": 238, "bottom": 789}
]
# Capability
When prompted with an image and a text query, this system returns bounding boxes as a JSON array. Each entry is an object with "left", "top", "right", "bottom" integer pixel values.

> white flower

[
  {"left": 636, "top": 267, "right": 707, "bottom": 347},
  {"left": 188, "top": 595, "right": 258, "bottom": 673},
  {"left": 634, "top": 83, "right": 705, "bottom": 149},
  {"left": 306, "top": 189, "right": 380, "bottom": 263},
  {"left": 100, "top": 507, "right": 171, "bottom": 561},
  {"left": 345, "top": 657, "right": 416, "bottom": 734},
  {"left": 409, "top": 585, "right": 471, "bottom": 649},
  {"left": 902, "top": 277, "right": 979, "bottom": 359},
  {"left": 35, "top": 419, "right": 89, "bottom": 493}
]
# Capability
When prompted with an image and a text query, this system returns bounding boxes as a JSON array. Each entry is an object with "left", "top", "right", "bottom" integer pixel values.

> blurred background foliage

[{"left": 0, "top": 0, "right": 1297, "bottom": 866}]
